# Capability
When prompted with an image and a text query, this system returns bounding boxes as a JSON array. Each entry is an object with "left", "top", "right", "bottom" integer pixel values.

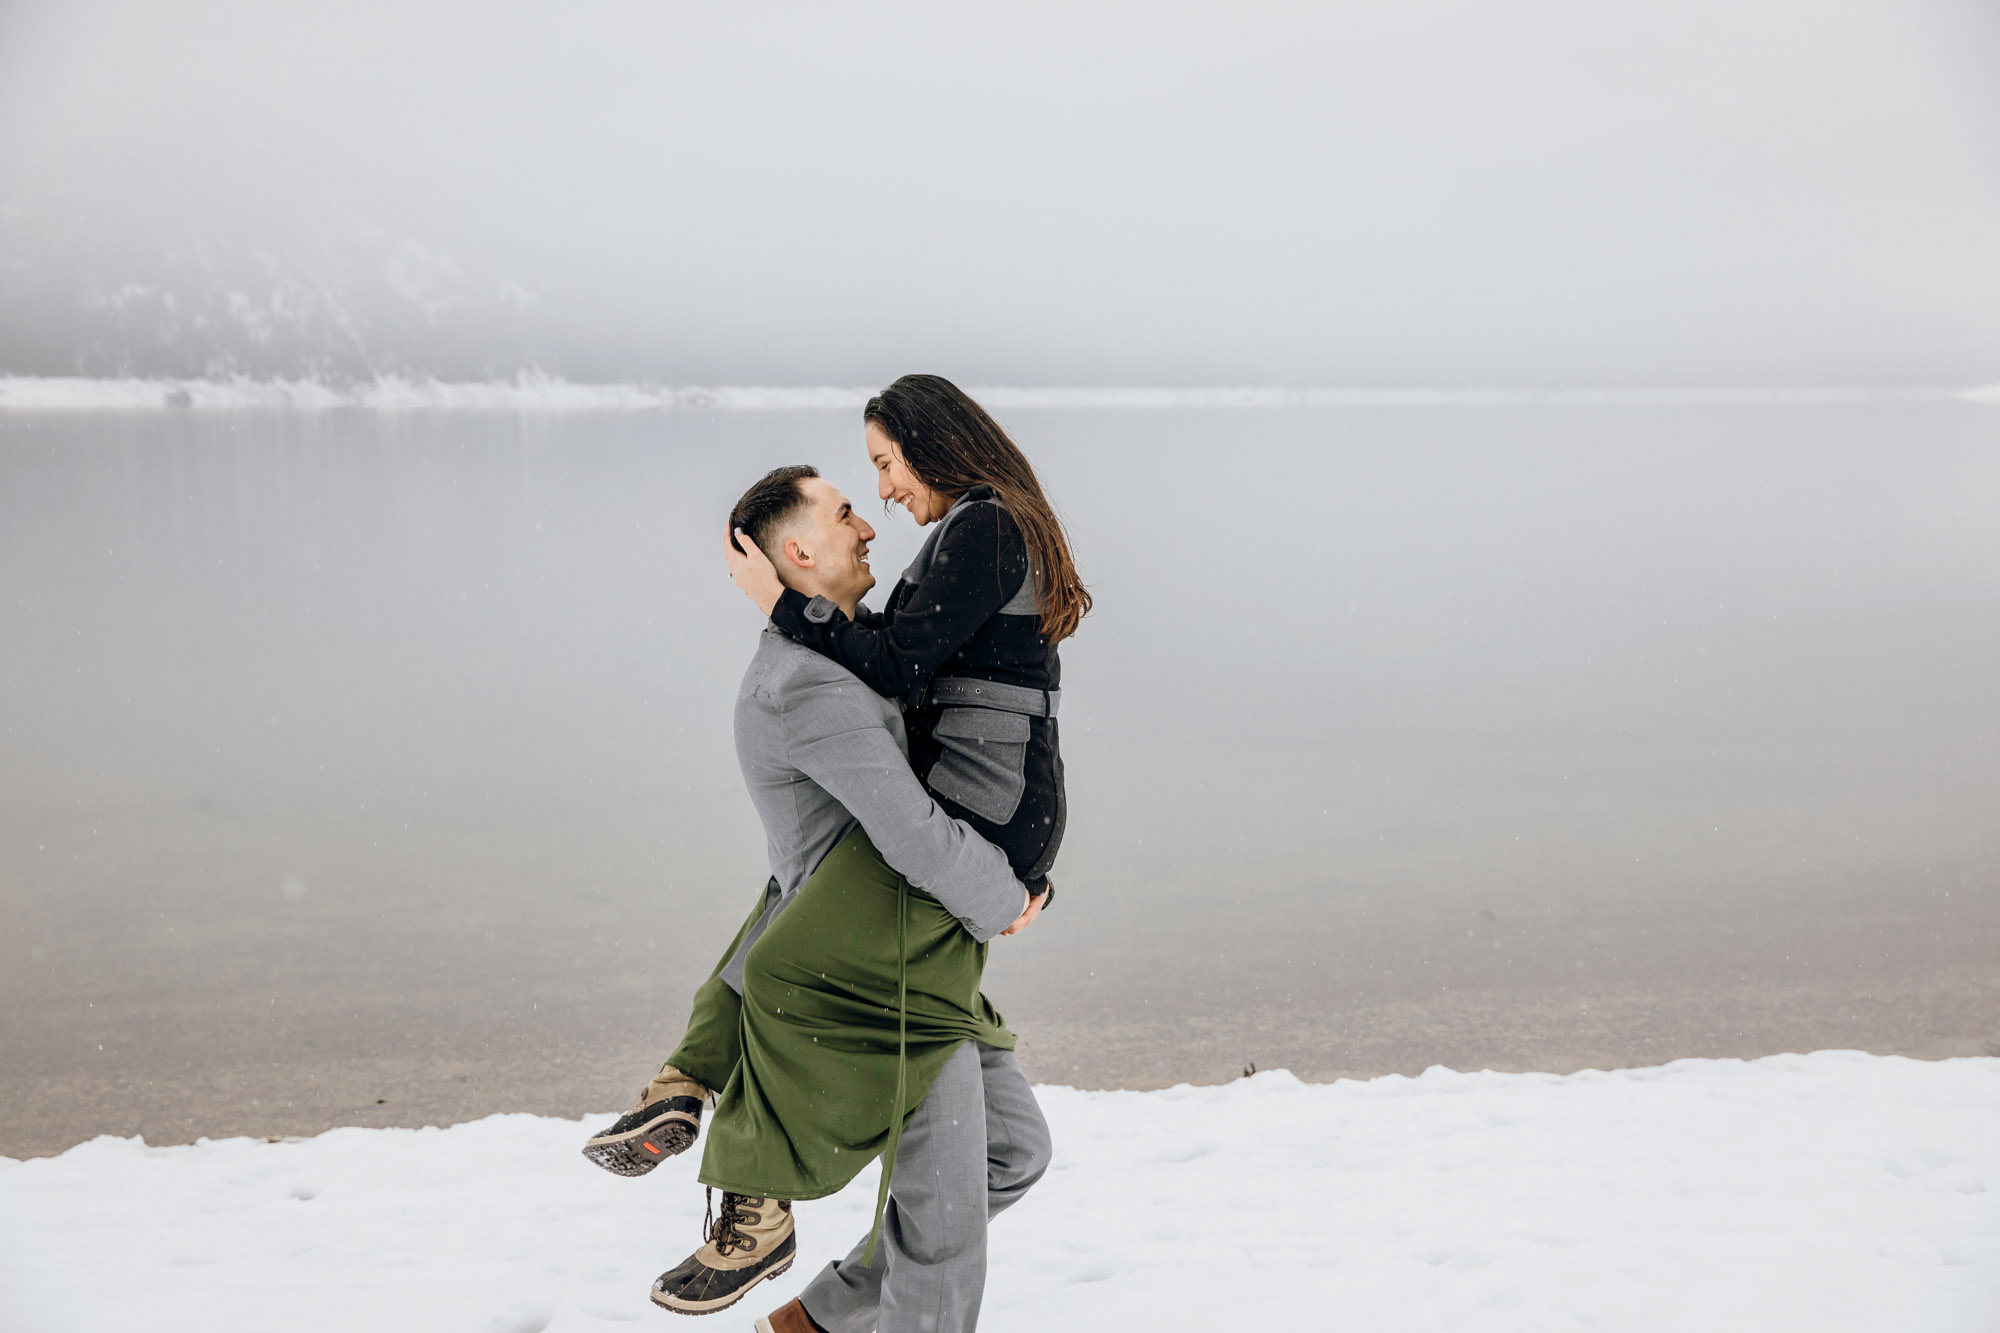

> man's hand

[
  {"left": 999, "top": 883, "right": 1052, "bottom": 937},
  {"left": 726, "top": 527, "right": 785, "bottom": 617}
]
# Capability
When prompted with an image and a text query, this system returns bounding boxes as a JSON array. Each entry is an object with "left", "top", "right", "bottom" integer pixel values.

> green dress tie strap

[{"left": 863, "top": 875, "right": 909, "bottom": 1264}]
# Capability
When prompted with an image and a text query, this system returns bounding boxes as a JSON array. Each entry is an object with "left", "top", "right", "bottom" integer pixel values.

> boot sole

[
  {"left": 581, "top": 1111, "right": 700, "bottom": 1178},
  {"left": 650, "top": 1256, "right": 795, "bottom": 1316}
]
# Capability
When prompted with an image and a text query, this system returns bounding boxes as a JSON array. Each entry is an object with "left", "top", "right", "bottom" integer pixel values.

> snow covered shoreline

[
  {"left": 4, "top": 1050, "right": 1996, "bottom": 1331},
  {"left": 0, "top": 374, "right": 1985, "bottom": 412}
]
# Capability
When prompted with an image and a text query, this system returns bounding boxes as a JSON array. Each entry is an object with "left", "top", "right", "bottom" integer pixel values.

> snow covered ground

[{"left": 4, "top": 1051, "right": 1996, "bottom": 1332}]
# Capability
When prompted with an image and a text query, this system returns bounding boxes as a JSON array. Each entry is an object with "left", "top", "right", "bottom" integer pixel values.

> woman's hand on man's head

[{"left": 725, "top": 526, "right": 785, "bottom": 617}]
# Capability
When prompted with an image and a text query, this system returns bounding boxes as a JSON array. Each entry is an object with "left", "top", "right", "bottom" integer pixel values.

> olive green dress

[{"left": 670, "top": 827, "right": 1013, "bottom": 1256}]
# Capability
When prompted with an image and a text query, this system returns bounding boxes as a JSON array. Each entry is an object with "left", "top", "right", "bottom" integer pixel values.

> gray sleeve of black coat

[{"left": 782, "top": 668, "right": 1025, "bottom": 942}]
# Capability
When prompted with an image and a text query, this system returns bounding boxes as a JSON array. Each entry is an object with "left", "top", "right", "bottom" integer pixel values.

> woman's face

[{"left": 866, "top": 421, "right": 948, "bottom": 525}]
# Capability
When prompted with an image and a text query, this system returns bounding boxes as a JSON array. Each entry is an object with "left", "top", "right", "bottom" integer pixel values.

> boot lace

[{"left": 702, "top": 1187, "right": 762, "bottom": 1258}]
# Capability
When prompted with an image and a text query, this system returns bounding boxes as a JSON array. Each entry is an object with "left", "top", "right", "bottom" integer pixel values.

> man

[{"left": 583, "top": 465, "right": 1051, "bottom": 1332}]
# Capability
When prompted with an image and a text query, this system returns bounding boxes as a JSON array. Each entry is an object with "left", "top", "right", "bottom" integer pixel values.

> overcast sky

[{"left": 2, "top": 0, "right": 1998, "bottom": 385}]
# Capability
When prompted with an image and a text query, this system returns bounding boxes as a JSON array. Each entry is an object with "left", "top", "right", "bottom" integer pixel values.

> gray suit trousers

[{"left": 798, "top": 1042, "right": 1051, "bottom": 1333}]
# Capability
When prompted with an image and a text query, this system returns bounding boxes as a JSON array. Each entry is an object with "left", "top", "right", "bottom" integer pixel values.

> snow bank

[
  {"left": 3, "top": 1051, "right": 1996, "bottom": 1331},
  {"left": 0, "top": 375, "right": 1968, "bottom": 412},
  {"left": 0, "top": 375, "right": 871, "bottom": 412}
]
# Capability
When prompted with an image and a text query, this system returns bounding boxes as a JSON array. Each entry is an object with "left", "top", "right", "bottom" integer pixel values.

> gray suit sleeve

[{"left": 783, "top": 673, "right": 1025, "bottom": 942}]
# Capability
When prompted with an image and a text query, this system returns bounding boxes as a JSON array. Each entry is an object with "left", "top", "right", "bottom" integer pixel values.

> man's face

[{"left": 781, "top": 477, "right": 877, "bottom": 606}]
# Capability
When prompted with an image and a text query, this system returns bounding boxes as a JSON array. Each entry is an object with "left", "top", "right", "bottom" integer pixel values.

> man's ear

[{"left": 782, "top": 537, "right": 813, "bottom": 570}]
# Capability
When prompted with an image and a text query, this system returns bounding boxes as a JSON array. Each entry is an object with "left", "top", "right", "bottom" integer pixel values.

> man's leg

[
  {"left": 974, "top": 1043, "right": 1053, "bottom": 1221},
  {"left": 795, "top": 1042, "right": 1052, "bottom": 1333}
]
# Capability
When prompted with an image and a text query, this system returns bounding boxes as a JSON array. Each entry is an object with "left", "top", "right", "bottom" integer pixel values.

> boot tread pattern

[{"left": 580, "top": 1099, "right": 703, "bottom": 1177}]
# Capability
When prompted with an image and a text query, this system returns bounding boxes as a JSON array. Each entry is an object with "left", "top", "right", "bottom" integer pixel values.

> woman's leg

[
  {"left": 664, "top": 971, "right": 743, "bottom": 1095},
  {"left": 580, "top": 879, "right": 773, "bottom": 1175},
  {"left": 662, "top": 877, "right": 777, "bottom": 1090}
]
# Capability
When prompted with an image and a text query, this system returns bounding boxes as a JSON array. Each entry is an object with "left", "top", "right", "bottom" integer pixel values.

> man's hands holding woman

[
  {"left": 725, "top": 527, "right": 786, "bottom": 617},
  {"left": 1000, "top": 883, "right": 1052, "bottom": 937}
]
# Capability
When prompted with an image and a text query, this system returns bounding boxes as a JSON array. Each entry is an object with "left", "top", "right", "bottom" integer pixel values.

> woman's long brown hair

[{"left": 864, "top": 374, "right": 1091, "bottom": 644}]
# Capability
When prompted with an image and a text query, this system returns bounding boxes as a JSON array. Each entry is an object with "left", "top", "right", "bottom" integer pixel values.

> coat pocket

[{"left": 926, "top": 706, "right": 1030, "bottom": 826}]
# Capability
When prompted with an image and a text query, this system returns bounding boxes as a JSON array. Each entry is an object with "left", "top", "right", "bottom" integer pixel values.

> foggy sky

[{"left": 3, "top": 0, "right": 1999, "bottom": 385}]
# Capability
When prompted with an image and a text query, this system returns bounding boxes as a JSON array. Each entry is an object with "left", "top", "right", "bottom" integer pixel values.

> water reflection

[{"left": 2, "top": 403, "right": 1997, "bottom": 1154}]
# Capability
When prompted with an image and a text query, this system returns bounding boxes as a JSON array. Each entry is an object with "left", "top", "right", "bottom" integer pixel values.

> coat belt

[{"left": 918, "top": 676, "right": 1060, "bottom": 718}]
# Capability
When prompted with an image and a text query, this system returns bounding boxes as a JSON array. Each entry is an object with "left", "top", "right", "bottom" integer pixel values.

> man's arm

[
  {"left": 770, "top": 502, "right": 1023, "bottom": 700},
  {"left": 783, "top": 670, "right": 1025, "bottom": 942}
]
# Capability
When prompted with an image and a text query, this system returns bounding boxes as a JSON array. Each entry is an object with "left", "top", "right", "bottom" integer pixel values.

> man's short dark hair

[{"left": 729, "top": 464, "right": 819, "bottom": 558}]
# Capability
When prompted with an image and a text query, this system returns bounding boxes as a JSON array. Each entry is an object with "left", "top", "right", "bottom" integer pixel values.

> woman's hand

[
  {"left": 999, "top": 883, "right": 1052, "bottom": 937},
  {"left": 725, "top": 527, "right": 785, "bottom": 617}
]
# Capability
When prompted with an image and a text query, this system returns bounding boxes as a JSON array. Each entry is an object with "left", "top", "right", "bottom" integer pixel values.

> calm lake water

[{"left": 4, "top": 402, "right": 1998, "bottom": 1155}]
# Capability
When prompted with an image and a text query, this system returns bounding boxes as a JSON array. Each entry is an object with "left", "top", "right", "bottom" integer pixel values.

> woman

[{"left": 728, "top": 372, "right": 1089, "bottom": 896}]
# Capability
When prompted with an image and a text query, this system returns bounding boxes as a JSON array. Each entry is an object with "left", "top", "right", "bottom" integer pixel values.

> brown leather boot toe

[{"left": 754, "top": 1298, "right": 828, "bottom": 1333}]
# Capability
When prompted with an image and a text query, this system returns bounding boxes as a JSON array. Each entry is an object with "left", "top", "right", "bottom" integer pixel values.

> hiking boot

[
  {"left": 754, "top": 1299, "right": 827, "bottom": 1333},
  {"left": 581, "top": 1064, "right": 711, "bottom": 1177},
  {"left": 651, "top": 1190, "right": 797, "bottom": 1316}
]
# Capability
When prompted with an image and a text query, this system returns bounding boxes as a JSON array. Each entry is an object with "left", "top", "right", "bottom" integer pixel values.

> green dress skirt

[{"left": 671, "top": 827, "right": 1014, "bottom": 1249}]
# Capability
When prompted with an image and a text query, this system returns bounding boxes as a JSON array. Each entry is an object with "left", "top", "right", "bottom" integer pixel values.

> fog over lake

[
  {"left": 3, "top": 400, "right": 1996, "bottom": 1156},
  {"left": 4, "top": 1, "right": 2000, "bottom": 385}
]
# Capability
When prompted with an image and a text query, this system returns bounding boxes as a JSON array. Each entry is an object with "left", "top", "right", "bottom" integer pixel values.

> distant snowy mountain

[{"left": 0, "top": 216, "right": 572, "bottom": 381}]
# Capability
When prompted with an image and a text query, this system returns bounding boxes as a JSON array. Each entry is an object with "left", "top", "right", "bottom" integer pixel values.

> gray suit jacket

[{"left": 718, "top": 627, "right": 1025, "bottom": 992}]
